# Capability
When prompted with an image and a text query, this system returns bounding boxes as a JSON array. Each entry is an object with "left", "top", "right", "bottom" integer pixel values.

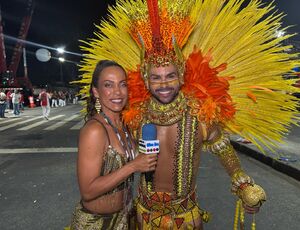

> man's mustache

[{"left": 155, "top": 87, "right": 174, "bottom": 93}]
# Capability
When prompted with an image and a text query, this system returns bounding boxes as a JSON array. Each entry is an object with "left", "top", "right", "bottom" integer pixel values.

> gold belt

[{"left": 138, "top": 187, "right": 197, "bottom": 214}]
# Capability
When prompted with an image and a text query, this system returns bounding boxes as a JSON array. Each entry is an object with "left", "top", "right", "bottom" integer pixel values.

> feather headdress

[{"left": 78, "top": 0, "right": 300, "bottom": 152}]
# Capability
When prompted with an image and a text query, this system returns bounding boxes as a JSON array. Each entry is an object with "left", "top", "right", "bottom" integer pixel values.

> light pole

[{"left": 58, "top": 57, "right": 65, "bottom": 83}]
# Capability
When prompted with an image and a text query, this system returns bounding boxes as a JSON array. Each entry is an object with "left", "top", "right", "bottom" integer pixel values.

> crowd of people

[
  {"left": 48, "top": 90, "right": 79, "bottom": 108},
  {"left": 0, "top": 89, "right": 24, "bottom": 118},
  {"left": 0, "top": 88, "right": 79, "bottom": 119}
]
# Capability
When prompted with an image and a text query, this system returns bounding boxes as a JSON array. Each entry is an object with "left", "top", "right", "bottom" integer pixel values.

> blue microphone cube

[{"left": 139, "top": 139, "right": 160, "bottom": 154}]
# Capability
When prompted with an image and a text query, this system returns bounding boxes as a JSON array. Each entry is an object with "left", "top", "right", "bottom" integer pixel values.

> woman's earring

[{"left": 95, "top": 98, "right": 102, "bottom": 113}]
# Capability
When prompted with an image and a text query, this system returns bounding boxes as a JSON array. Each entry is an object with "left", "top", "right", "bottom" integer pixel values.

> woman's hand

[{"left": 129, "top": 153, "right": 158, "bottom": 172}]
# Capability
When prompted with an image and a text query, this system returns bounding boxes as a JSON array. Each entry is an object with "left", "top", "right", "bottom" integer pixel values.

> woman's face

[{"left": 93, "top": 66, "right": 128, "bottom": 113}]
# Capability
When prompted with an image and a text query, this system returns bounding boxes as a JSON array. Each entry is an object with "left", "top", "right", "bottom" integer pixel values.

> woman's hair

[{"left": 85, "top": 60, "right": 126, "bottom": 120}]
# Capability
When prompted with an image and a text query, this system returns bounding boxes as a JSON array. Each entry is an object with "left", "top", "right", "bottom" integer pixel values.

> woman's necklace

[{"left": 100, "top": 111, "right": 135, "bottom": 160}]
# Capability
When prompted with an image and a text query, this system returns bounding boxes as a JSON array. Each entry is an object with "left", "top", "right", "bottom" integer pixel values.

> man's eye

[
  {"left": 167, "top": 74, "right": 176, "bottom": 79},
  {"left": 121, "top": 82, "right": 127, "bottom": 87},
  {"left": 151, "top": 76, "right": 160, "bottom": 81},
  {"left": 104, "top": 83, "right": 112, "bottom": 87}
]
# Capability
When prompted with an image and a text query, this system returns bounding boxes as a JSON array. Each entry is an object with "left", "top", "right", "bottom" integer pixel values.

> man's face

[{"left": 148, "top": 63, "right": 181, "bottom": 104}]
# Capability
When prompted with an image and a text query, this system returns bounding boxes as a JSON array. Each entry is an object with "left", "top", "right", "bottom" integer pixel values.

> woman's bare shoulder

[{"left": 79, "top": 118, "right": 108, "bottom": 142}]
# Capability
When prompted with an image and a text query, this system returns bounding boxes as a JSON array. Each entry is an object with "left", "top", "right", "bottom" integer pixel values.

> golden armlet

[
  {"left": 203, "top": 133, "right": 231, "bottom": 156},
  {"left": 204, "top": 133, "right": 242, "bottom": 176}
]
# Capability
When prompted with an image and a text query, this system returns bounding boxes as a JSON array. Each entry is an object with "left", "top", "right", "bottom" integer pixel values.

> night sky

[{"left": 1, "top": 0, "right": 299, "bottom": 87}]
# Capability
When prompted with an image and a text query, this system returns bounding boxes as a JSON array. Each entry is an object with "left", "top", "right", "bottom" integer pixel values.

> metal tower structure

[{"left": 0, "top": 0, "right": 34, "bottom": 89}]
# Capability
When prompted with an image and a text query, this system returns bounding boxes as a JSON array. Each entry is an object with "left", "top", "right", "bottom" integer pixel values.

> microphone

[{"left": 139, "top": 124, "right": 159, "bottom": 182}]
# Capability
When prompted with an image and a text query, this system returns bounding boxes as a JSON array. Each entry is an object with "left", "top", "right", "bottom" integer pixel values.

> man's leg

[
  {"left": 46, "top": 106, "right": 50, "bottom": 118},
  {"left": 13, "top": 103, "right": 17, "bottom": 115},
  {"left": 16, "top": 103, "right": 20, "bottom": 115},
  {"left": 3, "top": 102, "right": 6, "bottom": 117},
  {"left": 42, "top": 106, "right": 47, "bottom": 118},
  {"left": 0, "top": 104, "right": 4, "bottom": 117}
]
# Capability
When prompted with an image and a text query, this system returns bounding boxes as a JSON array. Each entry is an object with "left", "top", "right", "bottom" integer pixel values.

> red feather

[{"left": 146, "top": 0, "right": 161, "bottom": 40}]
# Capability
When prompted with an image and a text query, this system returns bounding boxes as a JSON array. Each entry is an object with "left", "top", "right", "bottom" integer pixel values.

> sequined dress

[{"left": 69, "top": 120, "right": 133, "bottom": 230}]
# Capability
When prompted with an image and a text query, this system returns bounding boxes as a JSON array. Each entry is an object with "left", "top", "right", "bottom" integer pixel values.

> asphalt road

[{"left": 0, "top": 104, "right": 299, "bottom": 229}]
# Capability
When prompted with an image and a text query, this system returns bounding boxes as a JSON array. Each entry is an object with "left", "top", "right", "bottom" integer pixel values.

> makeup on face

[
  {"left": 148, "top": 64, "right": 181, "bottom": 104},
  {"left": 94, "top": 66, "right": 128, "bottom": 113}
]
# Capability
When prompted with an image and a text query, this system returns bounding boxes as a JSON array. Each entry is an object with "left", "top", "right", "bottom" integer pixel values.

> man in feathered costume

[{"left": 79, "top": 0, "right": 300, "bottom": 229}]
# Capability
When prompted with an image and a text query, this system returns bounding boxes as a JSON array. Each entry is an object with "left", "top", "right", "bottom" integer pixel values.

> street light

[
  {"left": 57, "top": 47, "right": 65, "bottom": 54},
  {"left": 58, "top": 57, "right": 65, "bottom": 62},
  {"left": 58, "top": 57, "right": 65, "bottom": 83}
]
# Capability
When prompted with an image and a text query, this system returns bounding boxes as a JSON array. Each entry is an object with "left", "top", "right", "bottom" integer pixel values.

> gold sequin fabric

[
  {"left": 69, "top": 202, "right": 128, "bottom": 230},
  {"left": 69, "top": 146, "right": 133, "bottom": 229},
  {"left": 101, "top": 145, "right": 132, "bottom": 195}
]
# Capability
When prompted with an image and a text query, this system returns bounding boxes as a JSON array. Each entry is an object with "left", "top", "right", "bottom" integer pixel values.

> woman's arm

[{"left": 77, "top": 121, "right": 157, "bottom": 202}]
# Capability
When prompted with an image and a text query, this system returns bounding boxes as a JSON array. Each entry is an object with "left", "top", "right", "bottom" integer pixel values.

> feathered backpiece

[{"left": 78, "top": 0, "right": 300, "bottom": 152}]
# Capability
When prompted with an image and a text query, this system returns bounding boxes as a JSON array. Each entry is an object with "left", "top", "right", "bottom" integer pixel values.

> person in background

[
  {"left": 51, "top": 91, "right": 58, "bottom": 108},
  {"left": 0, "top": 90, "right": 7, "bottom": 118},
  {"left": 19, "top": 91, "right": 25, "bottom": 112},
  {"left": 58, "top": 91, "right": 64, "bottom": 107},
  {"left": 10, "top": 89, "right": 21, "bottom": 116},
  {"left": 39, "top": 88, "right": 51, "bottom": 120},
  {"left": 6, "top": 90, "right": 12, "bottom": 111}
]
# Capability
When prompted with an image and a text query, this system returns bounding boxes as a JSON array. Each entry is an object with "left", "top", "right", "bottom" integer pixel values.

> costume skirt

[
  {"left": 136, "top": 188, "right": 210, "bottom": 229},
  {"left": 68, "top": 202, "right": 128, "bottom": 230}
]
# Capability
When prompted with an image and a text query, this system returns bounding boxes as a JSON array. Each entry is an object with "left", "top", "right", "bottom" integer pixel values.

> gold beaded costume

[{"left": 77, "top": 0, "right": 300, "bottom": 229}]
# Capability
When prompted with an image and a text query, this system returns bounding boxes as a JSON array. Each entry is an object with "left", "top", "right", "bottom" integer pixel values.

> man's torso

[{"left": 141, "top": 108, "right": 205, "bottom": 198}]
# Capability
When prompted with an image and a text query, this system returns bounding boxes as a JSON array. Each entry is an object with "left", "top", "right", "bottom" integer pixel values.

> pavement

[{"left": 231, "top": 125, "right": 300, "bottom": 181}]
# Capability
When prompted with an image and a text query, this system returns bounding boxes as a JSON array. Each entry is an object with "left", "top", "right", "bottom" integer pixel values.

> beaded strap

[{"left": 100, "top": 111, "right": 135, "bottom": 160}]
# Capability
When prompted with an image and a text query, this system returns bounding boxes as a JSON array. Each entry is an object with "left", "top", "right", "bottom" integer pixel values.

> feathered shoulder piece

[{"left": 182, "top": 47, "right": 236, "bottom": 126}]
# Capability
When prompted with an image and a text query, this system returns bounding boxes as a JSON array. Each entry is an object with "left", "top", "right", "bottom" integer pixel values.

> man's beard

[{"left": 152, "top": 87, "right": 179, "bottom": 104}]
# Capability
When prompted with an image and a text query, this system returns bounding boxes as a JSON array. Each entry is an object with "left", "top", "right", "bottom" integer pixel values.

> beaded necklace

[{"left": 100, "top": 111, "right": 135, "bottom": 160}]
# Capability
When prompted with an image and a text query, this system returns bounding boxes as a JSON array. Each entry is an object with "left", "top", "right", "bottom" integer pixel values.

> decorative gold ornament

[
  {"left": 141, "top": 48, "right": 185, "bottom": 85},
  {"left": 95, "top": 98, "right": 102, "bottom": 114},
  {"left": 146, "top": 92, "right": 187, "bottom": 125},
  {"left": 231, "top": 169, "right": 254, "bottom": 194},
  {"left": 203, "top": 132, "right": 231, "bottom": 156},
  {"left": 238, "top": 184, "right": 266, "bottom": 208}
]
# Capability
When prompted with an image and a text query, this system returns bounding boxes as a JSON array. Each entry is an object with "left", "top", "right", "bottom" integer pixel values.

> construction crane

[{"left": 0, "top": 0, "right": 34, "bottom": 90}]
